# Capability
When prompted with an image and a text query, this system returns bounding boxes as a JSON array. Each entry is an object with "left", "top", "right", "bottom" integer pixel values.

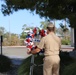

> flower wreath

[{"left": 24, "top": 27, "right": 47, "bottom": 53}]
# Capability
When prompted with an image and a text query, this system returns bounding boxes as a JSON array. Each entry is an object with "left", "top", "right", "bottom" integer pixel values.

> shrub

[
  {"left": 59, "top": 52, "right": 75, "bottom": 75},
  {"left": 0, "top": 55, "right": 12, "bottom": 73},
  {"left": 61, "top": 39, "right": 70, "bottom": 45},
  {"left": 19, "top": 39, "right": 25, "bottom": 46},
  {"left": 62, "top": 61, "right": 76, "bottom": 75}
]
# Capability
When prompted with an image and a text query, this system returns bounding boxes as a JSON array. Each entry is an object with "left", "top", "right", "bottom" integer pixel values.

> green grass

[{"left": 18, "top": 56, "right": 31, "bottom": 75}]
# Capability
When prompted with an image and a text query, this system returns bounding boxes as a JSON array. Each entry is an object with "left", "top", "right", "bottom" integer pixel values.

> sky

[{"left": 0, "top": 2, "right": 63, "bottom": 34}]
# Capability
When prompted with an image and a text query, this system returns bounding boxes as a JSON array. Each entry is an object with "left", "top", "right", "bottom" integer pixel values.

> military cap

[{"left": 47, "top": 22, "right": 55, "bottom": 27}]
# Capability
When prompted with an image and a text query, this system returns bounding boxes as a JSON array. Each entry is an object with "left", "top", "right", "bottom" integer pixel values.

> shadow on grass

[{"left": 0, "top": 55, "right": 12, "bottom": 73}]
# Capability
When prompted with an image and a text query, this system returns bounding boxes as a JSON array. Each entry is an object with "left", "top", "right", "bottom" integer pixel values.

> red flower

[
  {"left": 27, "top": 45, "right": 33, "bottom": 49},
  {"left": 26, "top": 38, "right": 31, "bottom": 43},
  {"left": 33, "top": 28, "right": 37, "bottom": 34},
  {"left": 39, "top": 29, "right": 46, "bottom": 37}
]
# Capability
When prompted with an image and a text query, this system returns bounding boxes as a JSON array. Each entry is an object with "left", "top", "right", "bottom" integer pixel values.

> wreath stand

[{"left": 29, "top": 52, "right": 44, "bottom": 75}]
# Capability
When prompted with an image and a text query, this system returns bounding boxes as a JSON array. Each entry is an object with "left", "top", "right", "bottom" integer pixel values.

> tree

[
  {"left": 1, "top": 0, "right": 76, "bottom": 28},
  {"left": 40, "top": 20, "right": 49, "bottom": 29},
  {"left": 22, "top": 24, "right": 27, "bottom": 32},
  {"left": 2, "top": 32, "right": 10, "bottom": 46},
  {"left": 3, "top": 33, "right": 20, "bottom": 46},
  {"left": 59, "top": 19, "right": 69, "bottom": 40},
  {"left": 10, "top": 33, "right": 20, "bottom": 46},
  {"left": 20, "top": 24, "right": 28, "bottom": 39},
  {"left": 3, "top": 32, "right": 9, "bottom": 39},
  {"left": 20, "top": 32, "right": 26, "bottom": 39},
  {"left": 0, "top": 27, "right": 6, "bottom": 35},
  {"left": 20, "top": 24, "right": 34, "bottom": 39}
]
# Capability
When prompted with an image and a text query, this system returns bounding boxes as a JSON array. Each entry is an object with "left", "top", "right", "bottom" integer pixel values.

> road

[
  {"left": 1, "top": 46, "right": 30, "bottom": 59},
  {"left": 0, "top": 45, "right": 74, "bottom": 59}
]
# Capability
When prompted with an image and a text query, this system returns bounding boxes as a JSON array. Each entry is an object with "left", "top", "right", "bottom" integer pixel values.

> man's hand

[
  {"left": 27, "top": 49, "right": 31, "bottom": 54},
  {"left": 27, "top": 48, "right": 41, "bottom": 54}
]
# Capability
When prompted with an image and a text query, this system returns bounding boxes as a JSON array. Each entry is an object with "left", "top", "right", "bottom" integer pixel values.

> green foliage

[
  {"left": 9, "top": 34, "right": 20, "bottom": 46},
  {"left": 62, "top": 61, "right": 76, "bottom": 75},
  {"left": 1, "top": 0, "right": 76, "bottom": 27},
  {"left": 19, "top": 39, "right": 25, "bottom": 46},
  {"left": 2, "top": 38, "right": 9, "bottom": 46},
  {"left": 60, "top": 23, "right": 68, "bottom": 33},
  {"left": 59, "top": 52, "right": 75, "bottom": 66},
  {"left": 22, "top": 24, "right": 27, "bottom": 32},
  {"left": 40, "top": 21, "right": 49, "bottom": 29},
  {"left": 59, "top": 20, "right": 70, "bottom": 40},
  {"left": 59, "top": 52, "right": 75, "bottom": 75},
  {"left": 20, "top": 24, "right": 34, "bottom": 39},
  {"left": 20, "top": 32, "right": 27, "bottom": 39},
  {"left": 0, "top": 27, "right": 6, "bottom": 35},
  {"left": 0, "top": 26, "right": 26, "bottom": 46},
  {"left": 61, "top": 39, "right": 70, "bottom": 45},
  {"left": 3, "top": 33, "right": 20, "bottom": 46},
  {"left": 0, "top": 55, "right": 12, "bottom": 73}
]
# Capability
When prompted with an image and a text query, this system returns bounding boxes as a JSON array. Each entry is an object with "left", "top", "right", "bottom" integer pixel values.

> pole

[
  {"left": 1, "top": 35, "right": 3, "bottom": 55},
  {"left": 8, "top": 15, "right": 11, "bottom": 45},
  {"left": 74, "top": 29, "right": 76, "bottom": 50}
]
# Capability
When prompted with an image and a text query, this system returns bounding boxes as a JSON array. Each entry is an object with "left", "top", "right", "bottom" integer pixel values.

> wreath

[{"left": 24, "top": 27, "right": 47, "bottom": 53}]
